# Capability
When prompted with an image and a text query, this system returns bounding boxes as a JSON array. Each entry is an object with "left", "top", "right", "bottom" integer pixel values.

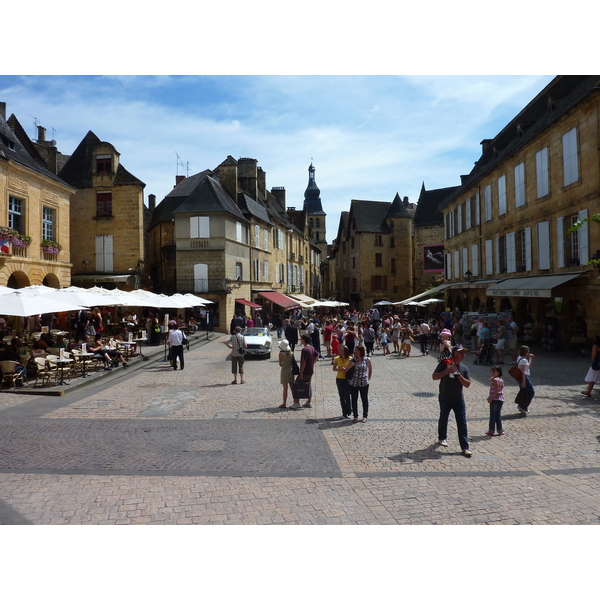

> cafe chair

[
  {"left": 0, "top": 360, "right": 25, "bottom": 389},
  {"left": 33, "top": 357, "right": 52, "bottom": 387}
]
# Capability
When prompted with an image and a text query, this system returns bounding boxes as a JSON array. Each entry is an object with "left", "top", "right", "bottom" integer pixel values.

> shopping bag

[{"left": 291, "top": 381, "right": 310, "bottom": 400}]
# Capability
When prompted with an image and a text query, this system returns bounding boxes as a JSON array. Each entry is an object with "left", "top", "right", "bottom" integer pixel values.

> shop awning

[
  {"left": 258, "top": 291, "right": 301, "bottom": 310},
  {"left": 393, "top": 283, "right": 452, "bottom": 305},
  {"left": 288, "top": 293, "right": 319, "bottom": 305},
  {"left": 235, "top": 298, "right": 262, "bottom": 309},
  {"left": 72, "top": 274, "right": 134, "bottom": 283},
  {"left": 485, "top": 272, "right": 585, "bottom": 298}
]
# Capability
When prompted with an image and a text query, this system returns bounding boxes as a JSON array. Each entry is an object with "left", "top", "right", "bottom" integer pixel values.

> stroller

[{"left": 473, "top": 338, "right": 495, "bottom": 365}]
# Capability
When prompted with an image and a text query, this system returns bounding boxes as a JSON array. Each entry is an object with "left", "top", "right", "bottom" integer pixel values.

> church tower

[{"left": 303, "top": 163, "right": 327, "bottom": 258}]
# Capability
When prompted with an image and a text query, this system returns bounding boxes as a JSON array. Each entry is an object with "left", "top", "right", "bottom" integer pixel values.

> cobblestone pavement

[{"left": 1, "top": 336, "right": 599, "bottom": 525}]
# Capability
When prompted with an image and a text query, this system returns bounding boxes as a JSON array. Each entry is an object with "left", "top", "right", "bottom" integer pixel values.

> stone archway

[
  {"left": 42, "top": 273, "right": 61, "bottom": 289},
  {"left": 7, "top": 271, "right": 30, "bottom": 289},
  {"left": 485, "top": 296, "right": 496, "bottom": 312},
  {"left": 472, "top": 296, "right": 481, "bottom": 311},
  {"left": 500, "top": 297, "right": 513, "bottom": 312}
]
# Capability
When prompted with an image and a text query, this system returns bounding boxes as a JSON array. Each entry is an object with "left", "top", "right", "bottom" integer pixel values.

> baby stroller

[{"left": 474, "top": 338, "right": 495, "bottom": 365}]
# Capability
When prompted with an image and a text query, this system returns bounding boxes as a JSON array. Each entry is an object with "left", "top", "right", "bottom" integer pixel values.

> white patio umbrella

[
  {"left": 126, "top": 289, "right": 184, "bottom": 309},
  {"left": 17, "top": 284, "right": 58, "bottom": 295},
  {"left": 373, "top": 300, "right": 394, "bottom": 306},
  {"left": 169, "top": 294, "right": 196, "bottom": 309},
  {"left": 0, "top": 291, "right": 85, "bottom": 318},
  {"left": 420, "top": 298, "right": 445, "bottom": 304},
  {"left": 45, "top": 286, "right": 114, "bottom": 307},
  {"left": 0, "top": 286, "right": 16, "bottom": 295},
  {"left": 181, "top": 293, "right": 213, "bottom": 305},
  {"left": 87, "top": 286, "right": 141, "bottom": 307}
]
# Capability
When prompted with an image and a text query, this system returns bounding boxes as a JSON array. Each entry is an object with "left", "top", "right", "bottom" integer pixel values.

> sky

[{"left": 0, "top": 74, "right": 557, "bottom": 243}]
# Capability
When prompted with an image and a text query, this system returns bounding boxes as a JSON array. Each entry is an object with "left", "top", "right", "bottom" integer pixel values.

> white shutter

[
  {"left": 95, "top": 235, "right": 104, "bottom": 272},
  {"left": 198, "top": 217, "right": 210, "bottom": 238},
  {"left": 485, "top": 240, "right": 493, "bottom": 275},
  {"left": 557, "top": 217, "right": 565, "bottom": 268},
  {"left": 445, "top": 253, "right": 451, "bottom": 279},
  {"left": 190, "top": 216, "right": 200, "bottom": 238},
  {"left": 506, "top": 232, "right": 517, "bottom": 273},
  {"left": 264, "top": 261, "right": 269, "bottom": 282},
  {"left": 495, "top": 237, "right": 501, "bottom": 274},
  {"left": 579, "top": 209, "right": 589, "bottom": 264},
  {"left": 236, "top": 222, "right": 242, "bottom": 243},
  {"left": 475, "top": 192, "right": 480, "bottom": 225},
  {"left": 524, "top": 227, "right": 532, "bottom": 271},
  {"left": 563, "top": 128, "right": 578, "bottom": 186},
  {"left": 453, "top": 250, "right": 460, "bottom": 279},
  {"left": 457, "top": 204, "right": 463, "bottom": 234},
  {"left": 95, "top": 235, "right": 113, "bottom": 272},
  {"left": 462, "top": 247, "right": 468, "bottom": 276},
  {"left": 264, "top": 229, "right": 269, "bottom": 251},
  {"left": 465, "top": 200, "right": 471, "bottom": 230},
  {"left": 193, "top": 263, "right": 208, "bottom": 292},
  {"left": 471, "top": 243, "right": 479, "bottom": 277},
  {"left": 498, "top": 176, "right": 507, "bottom": 215},
  {"left": 485, "top": 185, "right": 492, "bottom": 221},
  {"left": 537, "top": 221, "right": 551, "bottom": 270}
]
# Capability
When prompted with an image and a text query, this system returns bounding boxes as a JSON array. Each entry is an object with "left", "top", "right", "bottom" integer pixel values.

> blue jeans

[
  {"left": 335, "top": 378, "right": 351, "bottom": 416},
  {"left": 517, "top": 376, "right": 535, "bottom": 410},
  {"left": 488, "top": 400, "right": 504, "bottom": 433},
  {"left": 438, "top": 396, "right": 469, "bottom": 450}
]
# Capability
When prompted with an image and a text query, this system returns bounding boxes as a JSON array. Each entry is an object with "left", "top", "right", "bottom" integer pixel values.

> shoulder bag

[
  {"left": 291, "top": 355, "right": 300, "bottom": 375},
  {"left": 345, "top": 358, "right": 356, "bottom": 380}
]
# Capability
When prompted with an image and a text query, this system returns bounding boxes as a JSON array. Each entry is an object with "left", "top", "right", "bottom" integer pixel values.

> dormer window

[{"left": 96, "top": 154, "right": 112, "bottom": 174}]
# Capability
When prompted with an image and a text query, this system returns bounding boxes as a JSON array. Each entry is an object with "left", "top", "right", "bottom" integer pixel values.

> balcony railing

[
  {"left": 288, "top": 252, "right": 296, "bottom": 261},
  {"left": 177, "top": 278, "right": 229, "bottom": 293}
]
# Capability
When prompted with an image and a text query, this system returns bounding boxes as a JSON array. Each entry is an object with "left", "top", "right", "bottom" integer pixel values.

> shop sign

[{"left": 487, "top": 288, "right": 551, "bottom": 298}]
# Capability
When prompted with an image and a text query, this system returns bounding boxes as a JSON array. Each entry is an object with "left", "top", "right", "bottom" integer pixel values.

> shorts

[
  {"left": 231, "top": 355, "right": 245, "bottom": 374},
  {"left": 495, "top": 339, "right": 505, "bottom": 350},
  {"left": 507, "top": 337, "right": 518, "bottom": 350}
]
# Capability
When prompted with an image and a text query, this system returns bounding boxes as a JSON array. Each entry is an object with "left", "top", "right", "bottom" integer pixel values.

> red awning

[
  {"left": 258, "top": 291, "right": 301, "bottom": 310},
  {"left": 235, "top": 298, "right": 262, "bottom": 309}
]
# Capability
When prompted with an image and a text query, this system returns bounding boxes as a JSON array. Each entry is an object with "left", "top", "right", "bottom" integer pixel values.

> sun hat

[
  {"left": 278, "top": 339, "right": 290, "bottom": 351},
  {"left": 440, "top": 328, "right": 452, "bottom": 337}
]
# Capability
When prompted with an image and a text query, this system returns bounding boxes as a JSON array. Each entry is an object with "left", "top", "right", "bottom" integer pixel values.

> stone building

[
  {"left": 147, "top": 157, "right": 322, "bottom": 332},
  {"left": 58, "top": 131, "right": 148, "bottom": 290},
  {"left": 439, "top": 75, "right": 600, "bottom": 350},
  {"left": 0, "top": 103, "right": 74, "bottom": 289}
]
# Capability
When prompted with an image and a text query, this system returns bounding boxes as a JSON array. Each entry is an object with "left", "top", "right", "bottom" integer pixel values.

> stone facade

[
  {"left": 439, "top": 75, "right": 600, "bottom": 349},
  {"left": 0, "top": 105, "right": 74, "bottom": 289}
]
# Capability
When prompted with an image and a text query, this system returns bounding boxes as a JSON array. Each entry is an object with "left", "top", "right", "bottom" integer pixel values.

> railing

[
  {"left": 288, "top": 252, "right": 295, "bottom": 261},
  {"left": 11, "top": 247, "right": 28, "bottom": 258},
  {"left": 178, "top": 278, "right": 228, "bottom": 293}
]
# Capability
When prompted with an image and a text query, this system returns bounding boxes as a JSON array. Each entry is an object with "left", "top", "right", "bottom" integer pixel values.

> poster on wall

[{"left": 423, "top": 245, "right": 445, "bottom": 272}]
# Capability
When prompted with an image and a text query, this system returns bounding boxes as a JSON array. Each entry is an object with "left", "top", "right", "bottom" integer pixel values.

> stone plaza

[{"left": 0, "top": 333, "right": 599, "bottom": 525}]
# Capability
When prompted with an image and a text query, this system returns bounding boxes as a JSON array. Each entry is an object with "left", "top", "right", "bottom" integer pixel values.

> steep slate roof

[
  {"left": 58, "top": 130, "right": 145, "bottom": 189},
  {"left": 414, "top": 184, "right": 459, "bottom": 227},
  {"left": 171, "top": 174, "right": 248, "bottom": 221},
  {"left": 0, "top": 114, "right": 72, "bottom": 188},
  {"left": 386, "top": 192, "right": 412, "bottom": 219},
  {"left": 439, "top": 75, "right": 600, "bottom": 209},
  {"left": 237, "top": 192, "right": 272, "bottom": 225},
  {"left": 349, "top": 200, "right": 394, "bottom": 234},
  {"left": 304, "top": 163, "right": 326, "bottom": 215}
]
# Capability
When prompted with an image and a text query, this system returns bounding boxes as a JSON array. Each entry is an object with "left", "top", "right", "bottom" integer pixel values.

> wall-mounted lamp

[
  {"left": 82, "top": 259, "right": 89, "bottom": 269},
  {"left": 465, "top": 270, "right": 472, "bottom": 283}
]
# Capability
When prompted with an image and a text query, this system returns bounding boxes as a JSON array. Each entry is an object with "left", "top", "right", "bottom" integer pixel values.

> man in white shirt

[{"left": 167, "top": 322, "right": 186, "bottom": 371}]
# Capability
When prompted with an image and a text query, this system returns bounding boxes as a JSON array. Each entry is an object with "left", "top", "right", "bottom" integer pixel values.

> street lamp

[{"left": 464, "top": 270, "right": 472, "bottom": 283}]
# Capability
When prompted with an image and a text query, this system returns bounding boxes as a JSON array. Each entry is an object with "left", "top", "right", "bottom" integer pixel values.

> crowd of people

[{"left": 223, "top": 304, "right": 600, "bottom": 457}]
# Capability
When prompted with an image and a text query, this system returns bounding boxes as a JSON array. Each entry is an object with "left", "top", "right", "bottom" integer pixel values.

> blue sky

[
  {"left": 2, "top": 4, "right": 593, "bottom": 245},
  {"left": 0, "top": 74, "right": 557, "bottom": 243}
]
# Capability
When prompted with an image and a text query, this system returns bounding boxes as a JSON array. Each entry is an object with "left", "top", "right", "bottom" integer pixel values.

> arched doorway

[
  {"left": 472, "top": 296, "right": 481, "bottom": 311},
  {"left": 42, "top": 273, "right": 60, "bottom": 289},
  {"left": 7, "top": 271, "right": 30, "bottom": 289},
  {"left": 485, "top": 296, "right": 496, "bottom": 313},
  {"left": 500, "top": 297, "right": 512, "bottom": 312}
]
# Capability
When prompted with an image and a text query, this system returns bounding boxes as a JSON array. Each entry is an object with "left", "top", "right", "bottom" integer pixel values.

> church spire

[{"left": 304, "top": 163, "right": 325, "bottom": 215}]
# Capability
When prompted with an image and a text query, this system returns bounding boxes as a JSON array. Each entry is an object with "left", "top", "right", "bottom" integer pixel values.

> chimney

[
  {"left": 47, "top": 146, "right": 58, "bottom": 174},
  {"left": 238, "top": 157, "right": 258, "bottom": 200},
  {"left": 0, "top": 102, "right": 5, "bottom": 121},
  {"left": 218, "top": 156, "right": 238, "bottom": 201},
  {"left": 148, "top": 194, "right": 156, "bottom": 212},
  {"left": 257, "top": 166, "right": 266, "bottom": 198},
  {"left": 37, "top": 126, "right": 46, "bottom": 143},
  {"left": 480, "top": 139, "right": 493, "bottom": 154},
  {"left": 271, "top": 187, "right": 286, "bottom": 211},
  {"left": 175, "top": 175, "right": 186, "bottom": 188}
]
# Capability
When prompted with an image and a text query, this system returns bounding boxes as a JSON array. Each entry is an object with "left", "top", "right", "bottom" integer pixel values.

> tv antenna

[
  {"left": 176, "top": 152, "right": 190, "bottom": 177},
  {"left": 29, "top": 114, "right": 40, "bottom": 139}
]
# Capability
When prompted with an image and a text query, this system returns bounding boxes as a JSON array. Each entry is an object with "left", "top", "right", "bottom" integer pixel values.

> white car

[{"left": 242, "top": 327, "right": 273, "bottom": 359}]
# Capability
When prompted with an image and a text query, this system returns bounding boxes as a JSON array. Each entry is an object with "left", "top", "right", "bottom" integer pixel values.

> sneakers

[
  {"left": 291, "top": 402, "right": 302, "bottom": 409},
  {"left": 518, "top": 407, "right": 527, "bottom": 415},
  {"left": 462, "top": 449, "right": 472, "bottom": 457},
  {"left": 302, "top": 402, "right": 312, "bottom": 408},
  {"left": 439, "top": 439, "right": 448, "bottom": 447}
]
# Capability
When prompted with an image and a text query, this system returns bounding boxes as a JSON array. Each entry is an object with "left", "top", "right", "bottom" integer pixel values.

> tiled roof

[{"left": 238, "top": 192, "right": 272, "bottom": 225}]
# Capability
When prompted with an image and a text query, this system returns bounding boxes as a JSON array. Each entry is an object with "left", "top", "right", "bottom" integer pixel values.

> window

[
  {"left": 563, "top": 127, "right": 579, "bottom": 186},
  {"left": 236, "top": 262, "right": 243, "bottom": 281},
  {"left": 453, "top": 249, "right": 460, "bottom": 279},
  {"left": 254, "top": 259, "right": 261, "bottom": 281},
  {"left": 263, "top": 229, "right": 269, "bottom": 251},
  {"left": 278, "top": 229, "right": 284, "bottom": 250},
  {"left": 95, "top": 235, "right": 114, "bottom": 272},
  {"left": 523, "top": 227, "right": 532, "bottom": 271},
  {"left": 375, "top": 253, "right": 382, "bottom": 267},
  {"left": 485, "top": 240, "right": 493, "bottom": 275},
  {"left": 391, "top": 258, "right": 396, "bottom": 273},
  {"left": 514, "top": 163, "right": 526, "bottom": 207},
  {"left": 474, "top": 191, "right": 480, "bottom": 226},
  {"left": 309, "top": 218, "right": 314, "bottom": 227},
  {"left": 254, "top": 225, "right": 260, "bottom": 247},
  {"left": 390, "top": 236, "right": 395, "bottom": 248},
  {"left": 371, "top": 275, "right": 388, "bottom": 291},
  {"left": 471, "top": 243, "right": 479, "bottom": 277},
  {"left": 375, "top": 234, "right": 383, "bottom": 246},
  {"left": 462, "top": 247, "right": 468, "bottom": 275},
  {"left": 236, "top": 222, "right": 243, "bottom": 243},
  {"left": 558, "top": 210, "right": 589, "bottom": 267},
  {"left": 263, "top": 261, "right": 269, "bottom": 281},
  {"left": 316, "top": 218, "right": 320, "bottom": 228},
  {"left": 351, "top": 236, "right": 355, "bottom": 249},
  {"left": 497, "top": 175, "right": 507, "bottom": 215},
  {"left": 536, "top": 147, "right": 549, "bottom": 198},
  {"left": 484, "top": 185, "right": 492, "bottom": 221},
  {"left": 42, "top": 206, "right": 55, "bottom": 241},
  {"left": 465, "top": 199, "right": 471, "bottom": 230},
  {"left": 96, "top": 191, "right": 112, "bottom": 217},
  {"left": 457, "top": 204, "right": 463, "bottom": 234},
  {"left": 194, "top": 263, "right": 208, "bottom": 292},
  {"left": 96, "top": 154, "right": 112, "bottom": 174},
  {"left": 445, "top": 253, "right": 451, "bottom": 279},
  {"left": 190, "top": 216, "right": 209, "bottom": 238},
  {"left": 505, "top": 232, "right": 517, "bottom": 273},
  {"left": 8, "top": 195, "right": 23, "bottom": 233},
  {"left": 537, "top": 221, "right": 551, "bottom": 270},
  {"left": 352, "top": 256, "right": 356, "bottom": 269}
]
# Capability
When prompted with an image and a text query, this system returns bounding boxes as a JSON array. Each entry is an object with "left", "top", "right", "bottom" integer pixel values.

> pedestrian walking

[
  {"left": 224, "top": 326, "right": 247, "bottom": 384},
  {"left": 292, "top": 334, "right": 319, "bottom": 409},
  {"left": 277, "top": 339, "right": 295, "bottom": 408},
  {"left": 333, "top": 344, "right": 352, "bottom": 418},
  {"left": 167, "top": 322, "right": 186, "bottom": 371},
  {"left": 515, "top": 345, "right": 534, "bottom": 415},
  {"left": 432, "top": 344, "right": 472, "bottom": 457},
  {"left": 363, "top": 323, "right": 375, "bottom": 356},
  {"left": 343, "top": 345, "right": 373, "bottom": 423},
  {"left": 416, "top": 319, "right": 430, "bottom": 356},
  {"left": 581, "top": 334, "right": 600, "bottom": 397},
  {"left": 284, "top": 320, "right": 299, "bottom": 353},
  {"left": 485, "top": 366, "right": 505, "bottom": 436}
]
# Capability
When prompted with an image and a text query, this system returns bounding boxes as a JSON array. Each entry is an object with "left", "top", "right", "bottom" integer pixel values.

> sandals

[
  {"left": 231, "top": 380, "right": 237, "bottom": 384},
  {"left": 352, "top": 418, "right": 358, "bottom": 423},
  {"left": 361, "top": 418, "right": 367, "bottom": 423},
  {"left": 278, "top": 404, "right": 287, "bottom": 409},
  {"left": 581, "top": 391, "right": 591, "bottom": 397}
]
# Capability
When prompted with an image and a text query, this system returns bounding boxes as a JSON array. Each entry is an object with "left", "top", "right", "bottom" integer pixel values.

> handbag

[
  {"left": 592, "top": 358, "right": 600, "bottom": 371},
  {"left": 508, "top": 365, "right": 522, "bottom": 383},
  {"left": 291, "top": 380, "right": 310, "bottom": 400},
  {"left": 291, "top": 356, "right": 300, "bottom": 376},
  {"left": 345, "top": 358, "right": 356, "bottom": 380}
]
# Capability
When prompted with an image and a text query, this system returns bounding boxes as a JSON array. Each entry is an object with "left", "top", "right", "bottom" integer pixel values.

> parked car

[{"left": 242, "top": 327, "right": 272, "bottom": 359}]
